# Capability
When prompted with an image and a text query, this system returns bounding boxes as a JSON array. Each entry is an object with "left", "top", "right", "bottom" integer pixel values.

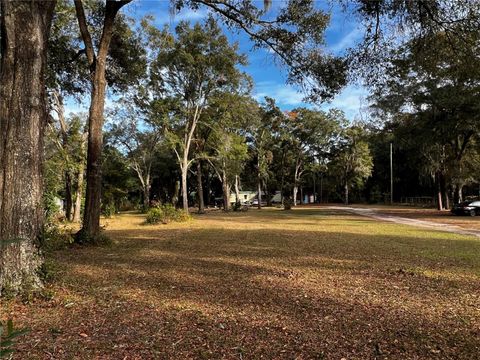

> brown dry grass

[{"left": 2, "top": 208, "right": 480, "bottom": 359}]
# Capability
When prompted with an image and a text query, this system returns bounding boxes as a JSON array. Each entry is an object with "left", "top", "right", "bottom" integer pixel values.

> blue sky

[{"left": 67, "top": 1, "right": 368, "bottom": 120}]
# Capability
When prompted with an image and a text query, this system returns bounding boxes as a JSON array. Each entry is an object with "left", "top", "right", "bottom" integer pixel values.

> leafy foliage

[{"left": 145, "top": 204, "right": 191, "bottom": 224}]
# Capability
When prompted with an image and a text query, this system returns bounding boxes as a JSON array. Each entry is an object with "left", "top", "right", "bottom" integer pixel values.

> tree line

[{"left": 1, "top": 0, "right": 479, "bottom": 296}]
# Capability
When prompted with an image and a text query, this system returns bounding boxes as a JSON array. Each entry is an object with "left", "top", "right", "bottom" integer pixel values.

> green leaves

[{"left": 0, "top": 320, "right": 29, "bottom": 358}]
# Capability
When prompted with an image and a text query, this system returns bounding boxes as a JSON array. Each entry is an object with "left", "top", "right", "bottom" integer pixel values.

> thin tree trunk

[
  {"left": 440, "top": 175, "right": 449, "bottom": 210},
  {"left": 181, "top": 161, "right": 189, "bottom": 212},
  {"left": 293, "top": 185, "right": 298, "bottom": 206},
  {"left": 0, "top": 0, "right": 55, "bottom": 295},
  {"left": 73, "top": 165, "right": 84, "bottom": 223},
  {"left": 65, "top": 172, "right": 73, "bottom": 221},
  {"left": 235, "top": 175, "right": 240, "bottom": 205},
  {"left": 196, "top": 161, "right": 205, "bottom": 213},
  {"left": 172, "top": 180, "right": 180, "bottom": 206},
  {"left": 456, "top": 184, "right": 464, "bottom": 203},
  {"left": 345, "top": 182, "right": 349, "bottom": 205},
  {"left": 257, "top": 179, "right": 262, "bottom": 209},
  {"left": 436, "top": 173, "right": 443, "bottom": 211},
  {"left": 222, "top": 181, "right": 230, "bottom": 211},
  {"left": 73, "top": 131, "right": 87, "bottom": 223}
]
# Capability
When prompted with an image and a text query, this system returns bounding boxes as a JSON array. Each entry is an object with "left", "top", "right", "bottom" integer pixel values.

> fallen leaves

[{"left": 1, "top": 209, "right": 479, "bottom": 359}]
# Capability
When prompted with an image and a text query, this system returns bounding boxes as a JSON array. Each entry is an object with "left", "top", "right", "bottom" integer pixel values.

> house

[{"left": 229, "top": 191, "right": 257, "bottom": 205}]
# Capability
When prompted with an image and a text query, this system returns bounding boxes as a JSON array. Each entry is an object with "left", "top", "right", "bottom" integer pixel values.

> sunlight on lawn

[{"left": 2, "top": 208, "right": 480, "bottom": 359}]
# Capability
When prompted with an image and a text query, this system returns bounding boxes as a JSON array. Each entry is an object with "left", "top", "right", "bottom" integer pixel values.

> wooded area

[{"left": 1, "top": 0, "right": 479, "bottom": 357}]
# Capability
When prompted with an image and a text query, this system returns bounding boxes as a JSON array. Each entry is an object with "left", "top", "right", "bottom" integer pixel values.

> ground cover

[{"left": 1, "top": 208, "right": 479, "bottom": 359}]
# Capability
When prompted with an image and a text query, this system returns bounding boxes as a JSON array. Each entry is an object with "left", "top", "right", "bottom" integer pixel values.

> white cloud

[
  {"left": 253, "top": 82, "right": 305, "bottom": 107},
  {"left": 321, "top": 85, "right": 369, "bottom": 121}
]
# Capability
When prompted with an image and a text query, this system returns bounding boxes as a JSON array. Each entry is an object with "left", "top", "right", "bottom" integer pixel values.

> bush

[
  {"left": 283, "top": 198, "right": 293, "bottom": 210},
  {"left": 145, "top": 204, "right": 191, "bottom": 224},
  {"left": 102, "top": 202, "right": 117, "bottom": 218}
]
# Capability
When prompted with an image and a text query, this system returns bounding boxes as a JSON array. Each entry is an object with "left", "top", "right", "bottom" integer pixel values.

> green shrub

[
  {"left": 40, "top": 224, "right": 74, "bottom": 252},
  {"left": 283, "top": 197, "right": 293, "bottom": 210},
  {"left": 145, "top": 204, "right": 191, "bottom": 224},
  {"left": 101, "top": 202, "right": 117, "bottom": 218}
]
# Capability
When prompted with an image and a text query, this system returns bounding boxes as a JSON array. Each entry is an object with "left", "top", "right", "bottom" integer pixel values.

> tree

[
  {"left": 0, "top": 0, "right": 56, "bottom": 295},
  {"left": 45, "top": 110, "right": 88, "bottom": 222},
  {"left": 207, "top": 131, "right": 249, "bottom": 211},
  {"left": 350, "top": 0, "right": 480, "bottom": 84},
  {"left": 148, "top": 19, "right": 247, "bottom": 213},
  {"left": 108, "top": 110, "right": 162, "bottom": 211},
  {"left": 369, "top": 31, "right": 480, "bottom": 209},
  {"left": 284, "top": 108, "right": 343, "bottom": 205},
  {"left": 330, "top": 126, "right": 373, "bottom": 205},
  {"left": 248, "top": 98, "right": 280, "bottom": 209},
  {"left": 73, "top": 0, "right": 146, "bottom": 242}
]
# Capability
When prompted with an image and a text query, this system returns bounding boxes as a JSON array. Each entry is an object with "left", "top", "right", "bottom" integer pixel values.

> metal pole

[{"left": 390, "top": 142, "right": 393, "bottom": 205}]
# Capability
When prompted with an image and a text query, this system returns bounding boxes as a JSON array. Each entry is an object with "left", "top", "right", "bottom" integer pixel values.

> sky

[{"left": 67, "top": 0, "right": 369, "bottom": 121}]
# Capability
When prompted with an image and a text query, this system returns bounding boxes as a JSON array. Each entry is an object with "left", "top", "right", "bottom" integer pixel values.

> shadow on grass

[{"left": 23, "top": 219, "right": 478, "bottom": 359}]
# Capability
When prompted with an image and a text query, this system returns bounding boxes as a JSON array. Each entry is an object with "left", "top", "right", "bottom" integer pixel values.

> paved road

[{"left": 328, "top": 206, "right": 480, "bottom": 238}]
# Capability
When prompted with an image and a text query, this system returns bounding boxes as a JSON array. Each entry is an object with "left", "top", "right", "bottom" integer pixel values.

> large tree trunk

[
  {"left": 81, "top": 64, "right": 107, "bottom": 240},
  {"left": 75, "top": 0, "right": 130, "bottom": 242},
  {"left": 0, "top": 0, "right": 55, "bottom": 295},
  {"left": 196, "top": 161, "right": 205, "bottom": 213}
]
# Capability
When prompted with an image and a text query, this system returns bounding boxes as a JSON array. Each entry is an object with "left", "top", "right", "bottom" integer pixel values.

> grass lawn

[{"left": 2, "top": 208, "right": 480, "bottom": 359}]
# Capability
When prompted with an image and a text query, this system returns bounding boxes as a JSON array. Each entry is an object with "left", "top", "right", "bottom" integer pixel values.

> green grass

[{"left": 2, "top": 208, "right": 479, "bottom": 359}]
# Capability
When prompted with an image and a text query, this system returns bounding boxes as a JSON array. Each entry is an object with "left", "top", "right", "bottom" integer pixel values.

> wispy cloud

[
  {"left": 154, "top": 8, "right": 209, "bottom": 27},
  {"left": 321, "top": 85, "right": 369, "bottom": 121},
  {"left": 328, "top": 27, "right": 362, "bottom": 55},
  {"left": 253, "top": 81, "right": 306, "bottom": 107}
]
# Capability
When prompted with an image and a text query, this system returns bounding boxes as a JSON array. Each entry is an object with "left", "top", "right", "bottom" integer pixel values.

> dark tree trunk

[
  {"left": 0, "top": 0, "right": 55, "bottom": 295},
  {"left": 65, "top": 171, "right": 73, "bottom": 221},
  {"left": 81, "top": 64, "right": 107, "bottom": 240},
  {"left": 222, "top": 182, "right": 230, "bottom": 211},
  {"left": 143, "top": 185, "right": 150, "bottom": 210},
  {"left": 196, "top": 161, "right": 205, "bottom": 213},
  {"left": 74, "top": 0, "right": 130, "bottom": 241},
  {"left": 172, "top": 180, "right": 180, "bottom": 207}
]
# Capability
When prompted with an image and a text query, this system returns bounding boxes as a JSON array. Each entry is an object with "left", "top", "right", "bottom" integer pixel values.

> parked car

[{"left": 451, "top": 200, "right": 480, "bottom": 216}]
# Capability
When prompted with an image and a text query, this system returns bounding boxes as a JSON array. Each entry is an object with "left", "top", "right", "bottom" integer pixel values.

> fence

[{"left": 400, "top": 196, "right": 437, "bottom": 207}]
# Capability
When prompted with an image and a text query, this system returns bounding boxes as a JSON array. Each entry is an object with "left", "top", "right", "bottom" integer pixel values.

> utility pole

[{"left": 390, "top": 142, "right": 393, "bottom": 205}]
